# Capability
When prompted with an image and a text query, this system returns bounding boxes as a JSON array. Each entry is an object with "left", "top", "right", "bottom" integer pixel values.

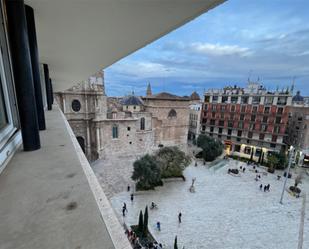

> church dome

[
  {"left": 121, "top": 95, "right": 144, "bottom": 106},
  {"left": 292, "top": 91, "right": 304, "bottom": 102},
  {"left": 190, "top": 91, "right": 200, "bottom": 100}
]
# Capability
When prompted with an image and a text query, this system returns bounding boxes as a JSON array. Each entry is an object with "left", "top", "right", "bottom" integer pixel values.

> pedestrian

[
  {"left": 127, "top": 185, "right": 130, "bottom": 192},
  {"left": 267, "top": 184, "right": 270, "bottom": 191},
  {"left": 259, "top": 184, "right": 263, "bottom": 190},
  {"left": 130, "top": 193, "right": 134, "bottom": 202},
  {"left": 123, "top": 202, "right": 127, "bottom": 212},
  {"left": 240, "top": 166, "right": 242, "bottom": 170},
  {"left": 178, "top": 212, "right": 182, "bottom": 223},
  {"left": 122, "top": 206, "right": 126, "bottom": 217},
  {"left": 264, "top": 185, "right": 267, "bottom": 192},
  {"left": 243, "top": 167, "right": 246, "bottom": 172},
  {"left": 156, "top": 221, "right": 161, "bottom": 231}
]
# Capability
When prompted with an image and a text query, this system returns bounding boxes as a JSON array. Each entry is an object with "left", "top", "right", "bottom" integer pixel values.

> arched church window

[
  {"left": 112, "top": 125, "right": 118, "bottom": 138},
  {"left": 140, "top": 117, "right": 145, "bottom": 130},
  {"left": 72, "top": 99, "right": 81, "bottom": 112},
  {"left": 168, "top": 109, "right": 177, "bottom": 118}
]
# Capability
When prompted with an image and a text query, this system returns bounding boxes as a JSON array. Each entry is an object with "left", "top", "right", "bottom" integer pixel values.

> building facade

[
  {"left": 55, "top": 76, "right": 190, "bottom": 161},
  {"left": 201, "top": 82, "right": 292, "bottom": 161},
  {"left": 285, "top": 91, "right": 309, "bottom": 167},
  {"left": 188, "top": 92, "right": 202, "bottom": 141}
]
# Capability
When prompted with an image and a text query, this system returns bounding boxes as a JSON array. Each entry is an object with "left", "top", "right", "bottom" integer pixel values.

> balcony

[{"left": 0, "top": 106, "right": 131, "bottom": 249}]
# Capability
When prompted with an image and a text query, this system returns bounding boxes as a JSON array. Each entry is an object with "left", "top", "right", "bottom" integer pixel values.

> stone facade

[{"left": 55, "top": 72, "right": 190, "bottom": 161}]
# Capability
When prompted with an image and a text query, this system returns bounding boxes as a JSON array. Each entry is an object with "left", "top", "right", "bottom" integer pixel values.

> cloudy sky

[{"left": 104, "top": 0, "right": 309, "bottom": 97}]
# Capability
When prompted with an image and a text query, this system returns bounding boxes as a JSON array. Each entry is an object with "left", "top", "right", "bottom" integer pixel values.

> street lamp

[{"left": 279, "top": 145, "right": 295, "bottom": 204}]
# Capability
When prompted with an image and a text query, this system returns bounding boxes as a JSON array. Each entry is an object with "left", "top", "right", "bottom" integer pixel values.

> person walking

[
  {"left": 127, "top": 185, "right": 130, "bottom": 192},
  {"left": 122, "top": 206, "right": 126, "bottom": 217},
  {"left": 130, "top": 193, "right": 134, "bottom": 202},
  {"left": 178, "top": 212, "right": 182, "bottom": 223},
  {"left": 259, "top": 184, "right": 263, "bottom": 190},
  {"left": 156, "top": 221, "right": 161, "bottom": 231}
]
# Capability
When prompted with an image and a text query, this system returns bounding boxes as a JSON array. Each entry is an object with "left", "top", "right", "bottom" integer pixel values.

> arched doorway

[{"left": 76, "top": 136, "right": 85, "bottom": 153}]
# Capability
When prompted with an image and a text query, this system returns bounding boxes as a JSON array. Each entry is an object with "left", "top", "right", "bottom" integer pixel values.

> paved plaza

[{"left": 109, "top": 159, "right": 309, "bottom": 249}]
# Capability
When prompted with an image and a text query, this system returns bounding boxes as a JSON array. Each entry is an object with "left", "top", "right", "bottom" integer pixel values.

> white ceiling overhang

[{"left": 25, "top": 0, "right": 225, "bottom": 91}]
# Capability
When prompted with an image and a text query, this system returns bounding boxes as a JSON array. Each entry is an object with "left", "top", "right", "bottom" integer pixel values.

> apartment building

[{"left": 201, "top": 82, "right": 292, "bottom": 161}]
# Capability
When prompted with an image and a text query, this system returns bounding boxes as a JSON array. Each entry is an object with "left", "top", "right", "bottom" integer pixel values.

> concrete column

[
  {"left": 6, "top": 0, "right": 40, "bottom": 151},
  {"left": 25, "top": 5, "right": 46, "bottom": 130},
  {"left": 43, "top": 64, "right": 52, "bottom": 110},
  {"left": 96, "top": 127, "right": 100, "bottom": 150}
]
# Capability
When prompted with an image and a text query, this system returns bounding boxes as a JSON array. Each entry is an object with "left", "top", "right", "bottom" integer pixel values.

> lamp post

[{"left": 279, "top": 145, "right": 294, "bottom": 204}]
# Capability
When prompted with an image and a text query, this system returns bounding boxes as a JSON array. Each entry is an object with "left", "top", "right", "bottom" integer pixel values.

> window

[
  {"left": 244, "top": 146, "right": 251, "bottom": 155},
  {"left": 240, "top": 114, "right": 244, "bottom": 121},
  {"left": 127, "top": 127, "right": 131, "bottom": 131},
  {"left": 249, "top": 123, "right": 255, "bottom": 130},
  {"left": 248, "top": 132, "right": 253, "bottom": 138},
  {"left": 234, "top": 144, "right": 241, "bottom": 152},
  {"left": 252, "top": 96, "right": 261, "bottom": 104},
  {"left": 202, "top": 125, "right": 206, "bottom": 131},
  {"left": 140, "top": 117, "right": 145, "bottom": 130},
  {"left": 210, "top": 127, "right": 214, "bottom": 132},
  {"left": 204, "top": 104, "right": 208, "bottom": 111},
  {"left": 204, "top": 96, "right": 210, "bottom": 103},
  {"left": 261, "top": 124, "right": 267, "bottom": 132},
  {"left": 251, "top": 115, "right": 256, "bottom": 122},
  {"left": 212, "top": 96, "right": 218, "bottom": 102},
  {"left": 264, "top": 107, "right": 270, "bottom": 114},
  {"left": 262, "top": 116, "right": 268, "bottom": 123},
  {"left": 72, "top": 99, "right": 81, "bottom": 112},
  {"left": 274, "top": 126, "right": 280, "bottom": 133},
  {"left": 272, "top": 135, "right": 277, "bottom": 142},
  {"left": 277, "top": 97, "right": 287, "bottom": 105},
  {"left": 255, "top": 148, "right": 261, "bottom": 157},
  {"left": 112, "top": 125, "right": 118, "bottom": 138},
  {"left": 0, "top": 46, "right": 19, "bottom": 167},
  {"left": 228, "top": 129, "right": 232, "bottom": 135},
  {"left": 222, "top": 96, "right": 228, "bottom": 103},
  {"left": 220, "top": 113, "right": 224, "bottom": 119},
  {"left": 237, "top": 130, "right": 242, "bottom": 137},
  {"left": 275, "top": 117, "right": 281, "bottom": 124},
  {"left": 212, "top": 112, "right": 216, "bottom": 118},
  {"left": 241, "top": 96, "right": 248, "bottom": 104},
  {"left": 277, "top": 107, "right": 283, "bottom": 114},
  {"left": 231, "top": 105, "right": 235, "bottom": 112},
  {"left": 210, "top": 119, "right": 215, "bottom": 125},
  {"left": 270, "top": 143, "right": 276, "bottom": 148},
  {"left": 228, "top": 121, "right": 233, "bottom": 128},
  {"left": 219, "top": 128, "right": 223, "bottom": 134},
  {"left": 212, "top": 105, "right": 216, "bottom": 111},
  {"left": 238, "top": 121, "right": 243, "bottom": 129},
  {"left": 265, "top": 97, "right": 273, "bottom": 105},
  {"left": 241, "top": 106, "right": 246, "bottom": 112},
  {"left": 231, "top": 96, "right": 238, "bottom": 103},
  {"left": 220, "top": 105, "right": 226, "bottom": 111},
  {"left": 133, "top": 106, "right": 136, "bottom": 110},
  {"left": 259, "top": 133, "right": 264, "bottom": 140},
  {"left": 168, "top": 109, "right": 177, "bottom": 118},
  {"left": 219, "top": 120, "right": 224, "bottom": 126},
  {"left": 252, "top": 106, "right": 258, "bottom": 113}
]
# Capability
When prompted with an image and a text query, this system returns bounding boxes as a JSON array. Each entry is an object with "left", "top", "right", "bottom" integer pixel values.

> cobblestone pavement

[{"left": 91, "top": 155, "right": 140, "bottom": 199}]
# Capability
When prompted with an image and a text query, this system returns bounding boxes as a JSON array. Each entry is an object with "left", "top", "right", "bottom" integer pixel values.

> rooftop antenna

[
  {"left": 248, "top": 70, "right": 252, "bottom": 82},
  {"left": 291, "top": 76, "right": 295, "bottom": 94}
]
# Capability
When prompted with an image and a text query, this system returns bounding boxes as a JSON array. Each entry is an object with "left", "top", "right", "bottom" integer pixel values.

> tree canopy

[
  {"left": 155, "top": 146, "right": 191, "bottom": 178},
  {"left": 196, "top": 135, "right": 223, "bottom": 161},
  {"left": 132, "top": 154, "right": 162, "bottom": 190}
]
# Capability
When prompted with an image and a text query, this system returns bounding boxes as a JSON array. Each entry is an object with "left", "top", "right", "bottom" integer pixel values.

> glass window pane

[{"left": 0, "top": 79, "right": 8, "bottom": 130}]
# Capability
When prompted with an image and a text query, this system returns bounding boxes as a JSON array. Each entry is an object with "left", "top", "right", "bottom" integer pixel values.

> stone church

[{"left": 55, "top": 72, "right": 191, "bottom": 161}]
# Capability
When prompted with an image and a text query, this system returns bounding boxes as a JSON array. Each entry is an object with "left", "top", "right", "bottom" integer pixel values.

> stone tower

[{"left": 146, "top": 83, "right": 152, "bottom": 96}]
